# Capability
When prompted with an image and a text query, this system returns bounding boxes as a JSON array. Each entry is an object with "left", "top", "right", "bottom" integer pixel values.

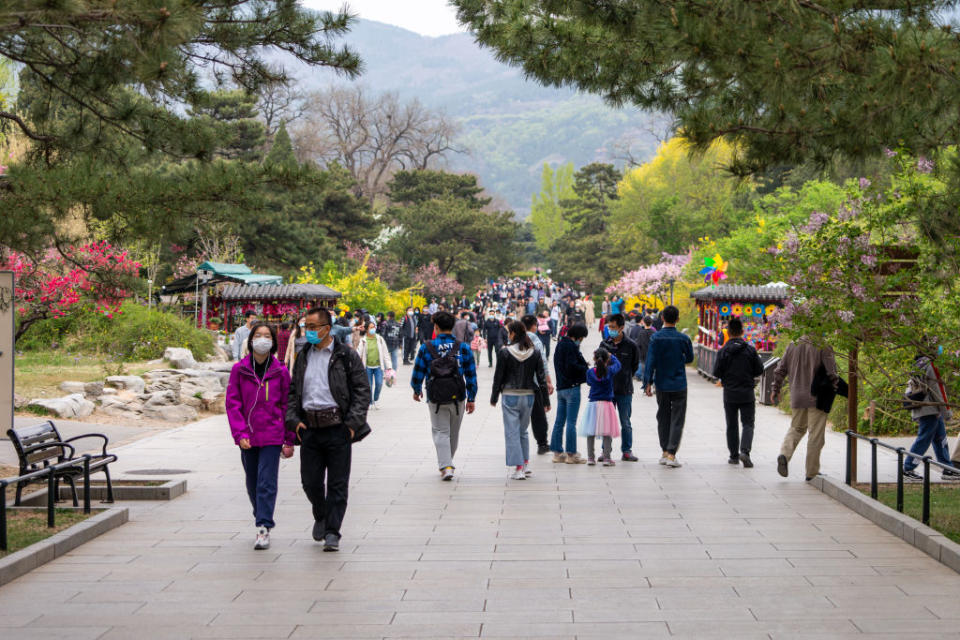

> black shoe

[
  {"left": 621, "top": 452, "right": 638, "bottom": 462},
  {"left": 537, "top": 444, "right": 550, "bottom": 455},
  {"left": 739, "top": 453, "right": 753, "bottom": 468},
  {"left": 728, "top": 456, "right": 740, "bottom": 465},
  {"left": 903, "top": 469, "right": 923, "bottom": 482},
  {"left": 312, "top": 520, "right": 325, "bottom": 541},
  {"left": 777, "top": 455, "right": 788, "bottom": 478},
  {"left": 323, "top": 533, "right": 340, "bottom": 552}
]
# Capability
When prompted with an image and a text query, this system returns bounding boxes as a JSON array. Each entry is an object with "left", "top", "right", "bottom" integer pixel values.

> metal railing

[
  {"left": 845, "top": 430, "right": 955, "bottom": 525},
  {"left": 0, "top": 455, "right": 93, "bottom": 551}
]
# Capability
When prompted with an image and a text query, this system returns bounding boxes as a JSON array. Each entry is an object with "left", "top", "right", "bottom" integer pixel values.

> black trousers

[
  {"left": 531, "top": 390, "right": 549, "bottom": 447},
  {"left": 402, "top": 336, "right": 417, "bottom": 363},
  {"left": 486, "top": 341, "right": 500, "bottom": 367},
  {"left": 538, "top": 332, "right": 551, "bottom": 359},
  {"left": 655, "top": 389, "right": 687, "bottom": 455},
  {"left": 724, "top": 401, "right": 756, "bottom": 457},
  {"left": 300, "top": 424, "right": 352, "bottom": 537}
]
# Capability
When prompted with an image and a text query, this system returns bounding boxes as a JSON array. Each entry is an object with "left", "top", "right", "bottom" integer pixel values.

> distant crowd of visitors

[{"left": 221, "top": 274, "right": 953, "bottom": 556}]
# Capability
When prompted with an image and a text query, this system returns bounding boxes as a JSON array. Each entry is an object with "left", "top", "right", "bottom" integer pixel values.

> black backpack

[{"left": 425, "top": 341, "right": 467, "bottom": 409}]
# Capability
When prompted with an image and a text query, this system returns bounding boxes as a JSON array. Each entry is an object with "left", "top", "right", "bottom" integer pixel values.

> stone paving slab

[{"left": 4, "top": 334, "right": 960, "bottom": 638}]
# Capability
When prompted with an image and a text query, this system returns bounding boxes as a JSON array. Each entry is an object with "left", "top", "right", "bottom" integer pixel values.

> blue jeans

[
  {"left": 905, "top": 414, "right": 953, "bottom": 471},
  {"left": 635, "top": 362, "right": 644, "bottom": 380},
  {"left": 502, "top": 394, "right": 534, "bottom": 466},
  {"left": 550, "top": 387, "right": 582, "bottom": 454},
  {"left": 240, "top": 445, "right": 282, "bottom": 529},
  {"left": 615, "top": 394, "right": 633, "bottom": 453},
  {"left": 389, "top": 348, "right": 400, "bottom": 372},
  {"left": 366, "top": 366, "right": 383, "bottom": 403}
]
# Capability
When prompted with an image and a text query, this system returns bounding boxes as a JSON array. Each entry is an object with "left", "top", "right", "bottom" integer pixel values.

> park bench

[{"left": 6, "top": 420, "right": 117, "bottom": 506}]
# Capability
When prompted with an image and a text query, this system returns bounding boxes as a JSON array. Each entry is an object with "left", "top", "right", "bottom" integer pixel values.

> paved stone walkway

[{"left": 4, "top": 338, "right": 960, "bottom": 639}]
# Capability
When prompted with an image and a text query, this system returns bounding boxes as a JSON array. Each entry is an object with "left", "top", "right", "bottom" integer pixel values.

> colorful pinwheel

[{"left": 699, "top": 253, "right": 728, "bottom": 286}]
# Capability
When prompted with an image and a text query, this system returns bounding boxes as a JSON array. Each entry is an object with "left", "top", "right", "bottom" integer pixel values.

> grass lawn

[
  {"left": 857, "top": 483, "right": 960, "bottom": 543},
  {"left": 1, "top": 508, "right": 97, "bottom": 557},
  {"left": 15, "top": 351, "right": 153, "bottom": 400}
]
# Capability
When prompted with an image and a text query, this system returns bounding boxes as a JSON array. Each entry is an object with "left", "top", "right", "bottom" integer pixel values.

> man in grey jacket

[
  {"left": 904, "top": 348, "right": 959, "bottom": 480},
  {"left": 771, "top": 336, "right": 838, "bottom": 481}
]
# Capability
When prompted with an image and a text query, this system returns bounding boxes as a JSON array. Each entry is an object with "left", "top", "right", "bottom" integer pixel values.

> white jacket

[{"left": 356, "top": 334, "right": 390, "bottom": 370}]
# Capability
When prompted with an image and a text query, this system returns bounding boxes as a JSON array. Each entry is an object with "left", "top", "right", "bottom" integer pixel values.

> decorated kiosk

[
  {"left": 691, "top": 283, "right": 790, "bottom": 383},
  {"left": 216, "top": 283, "right": 342, "bottom": 333}
]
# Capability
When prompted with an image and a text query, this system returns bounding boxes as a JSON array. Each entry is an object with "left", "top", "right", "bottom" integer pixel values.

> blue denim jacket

[{"left": 643, "top": 327, "right": 694, "bottom": 392}]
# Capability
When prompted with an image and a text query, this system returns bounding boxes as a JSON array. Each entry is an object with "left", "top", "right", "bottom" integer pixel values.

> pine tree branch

[{"left": 0, "top": 110, "right": 53, "bottom": 142}]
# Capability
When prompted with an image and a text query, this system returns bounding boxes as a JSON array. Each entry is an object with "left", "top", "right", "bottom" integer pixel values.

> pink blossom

[
  {"left": 917, "top": 156, "right": 934, "bottom": 174},
  {"left": 859, "top": 177, "right": 871, "bottom": 190},
  {"left": 883, "top": 148, "right": 897, "bottom": 158},
  {"left": 860, "top": 254, "right": 877, "bottom": 267},
  {"left": 607, "top": 253, "right": 690, "bottom": 298}
]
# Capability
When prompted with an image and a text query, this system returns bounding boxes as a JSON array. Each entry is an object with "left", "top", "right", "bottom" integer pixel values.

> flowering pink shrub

[
  {"left": 4, "top": 242, "right": 141, "bottom": 339},
  {"left": 606, "top": 253, "right": 690, "bottom": 306},
  {"left": 414, "top": 262, "right": 464, "bottom": 297}
]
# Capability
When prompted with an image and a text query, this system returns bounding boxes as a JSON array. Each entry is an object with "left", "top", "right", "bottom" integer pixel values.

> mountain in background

[{"left": 290, "top": 19, "right": 663, "bottom": 215}]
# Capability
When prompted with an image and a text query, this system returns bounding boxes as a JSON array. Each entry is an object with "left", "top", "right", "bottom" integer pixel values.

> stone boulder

[
  {"left": 142, "top": 390, "right": 178, "bottom": 408},
  {"left": 105, "top": 375, "right": 146, "bottom": 394},
  {"left": 28, "top": 394, "right": 95, "bottom": 419},
  {"left": 204, "top": 393, "right": 227, "bottom": 414},
  {"left": 83, "top": 381, "right": 104, "bottom": 398},
  {"left": 143, "top": 403, "right": 198, "bottom": 422},
  {"left": 58, "top": 381, "right": 87, "bottom": 394},
  {"left": 144, "top": 378, "right": 181, "bottom": 395},
  {"left": 13, "top": 392, "right": 27, "bottom": 409},
  {"left": 163, "top": 347, "right": 196, "bottom": 369},
  {"left": 98, "top": 394, "right": 144, "bottom": 419}
]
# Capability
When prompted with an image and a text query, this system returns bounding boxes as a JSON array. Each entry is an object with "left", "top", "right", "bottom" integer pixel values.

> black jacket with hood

[
  {"left": 491, "top": 342, "right": 550, "bottom": 406},
  {"left": 712, "top": 337, "right": 764, "bottom": 404}
]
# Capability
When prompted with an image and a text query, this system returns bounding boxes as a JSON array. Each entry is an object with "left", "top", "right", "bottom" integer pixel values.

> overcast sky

[{"left": 304, "top": 1, "right": 466, "bottom": 37}]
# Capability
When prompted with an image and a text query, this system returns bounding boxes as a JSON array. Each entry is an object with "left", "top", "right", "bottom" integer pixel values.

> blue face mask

[
  {"left": 305, "top": 330, "right": 321, "bottom": 344},
  {"left": 938, "top": 345, "right": 945, "bottom": 356},
  {"left": 608, "top": 329, "right": 620, "bottom": 338}
]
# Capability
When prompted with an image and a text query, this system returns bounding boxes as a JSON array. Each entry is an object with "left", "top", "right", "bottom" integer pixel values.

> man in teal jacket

[{"left": 643, "top": 305, "right": 694, "bottom": 467}]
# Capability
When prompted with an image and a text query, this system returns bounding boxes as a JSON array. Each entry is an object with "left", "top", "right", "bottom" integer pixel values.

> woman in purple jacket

[{"left": 226, "top": 323, "right": 293, "bottom": 550}]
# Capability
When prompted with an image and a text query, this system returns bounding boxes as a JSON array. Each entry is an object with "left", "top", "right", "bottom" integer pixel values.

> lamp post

[{"left": 147, "top": 279, "right": 153, "bottom": 311}]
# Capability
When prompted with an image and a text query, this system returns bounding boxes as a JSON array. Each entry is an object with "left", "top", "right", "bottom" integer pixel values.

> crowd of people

[{"left": 222, "top": 274, "right": 894, "bottom": 557}]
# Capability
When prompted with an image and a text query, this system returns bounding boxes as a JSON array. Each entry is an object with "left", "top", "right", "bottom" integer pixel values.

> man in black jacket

[
  {"left": 601, "top": 314, "right": 642, "bottom": 461},
  {"left": 401, "top": 308, "right": 418, "bottom": 365},
  {"left": 383, "top": 311, "right": 403, "bottom": 371},
  {"left": 287, "top": 307, "right": 371, "bottom": 551},
  {"left": 630, "top": 316, "right": 655, "bottom": 381},
  {"left": 712, "top": 318, "right": 764, "bottom": 467},
  {"left": 482, "top": 311, "right": 505, "bottom": 368}
]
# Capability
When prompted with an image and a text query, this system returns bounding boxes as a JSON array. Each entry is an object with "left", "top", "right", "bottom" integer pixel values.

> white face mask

[
  {"left": 407, "top": 311, "right": 414, "bottom": 316},
  {"left": 251, "top": 337, "right": 273, "bottom": 355}
]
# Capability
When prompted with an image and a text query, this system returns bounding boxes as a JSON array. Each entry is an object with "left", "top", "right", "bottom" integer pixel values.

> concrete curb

[
  {"left": 811, "top": 475, "right": 960, "bottom": 574},
  {"left": 0, "top": 507, "right": 128, "bottom": 586},
  {"left": 19, "top": 478, "right": 187, "bottom": 506}
]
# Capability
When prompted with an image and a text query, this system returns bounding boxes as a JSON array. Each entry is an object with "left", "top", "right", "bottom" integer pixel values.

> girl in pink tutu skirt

[{"left": 580, "top": 347, "right": 621, "bottom": 466}]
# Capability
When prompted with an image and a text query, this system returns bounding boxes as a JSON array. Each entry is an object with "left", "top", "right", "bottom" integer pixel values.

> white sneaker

[
  {"left": 254, "top": 526, "right": 270, "bottom": 550},
  {"left": 665, "top": 457, "right": 683, "bottom": 468},
  {"left": 658, "top": 456, "right": 668, "bottom": 465},
  {"left": 523, "top": 465, "right": 533, "bottom": 477},
  {"left": 371, "top": 401, "right": 379, "bottom": 410},
  {"left": 441, "top": 467, "right": 454, "bottom": 481},
  {"left": 510, "top": 469, "right": 526, "bottom": 480}
]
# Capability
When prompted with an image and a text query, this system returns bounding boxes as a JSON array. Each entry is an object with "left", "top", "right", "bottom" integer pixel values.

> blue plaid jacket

[{"left": 410, "top": 334, "right": 478, "bottom": 402}]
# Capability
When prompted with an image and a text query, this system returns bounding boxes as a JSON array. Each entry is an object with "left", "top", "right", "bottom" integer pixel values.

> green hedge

[{"left": 17, "top": 302, "right": 215, "bottom": 361}]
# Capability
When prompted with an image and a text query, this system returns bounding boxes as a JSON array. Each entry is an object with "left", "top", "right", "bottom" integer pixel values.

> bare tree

[
  {"left": 611, "top": 112, "right": 675, "bottom": 167},
  {"left": 292, "top": 86, "right": 464, "bottom": 201},
  {"left": 258, "top": 83, "right": 308, "bottom": 139}
]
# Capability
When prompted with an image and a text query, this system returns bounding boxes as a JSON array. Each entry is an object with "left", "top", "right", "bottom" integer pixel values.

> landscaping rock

[
  {"left": 205, "top": 346, "right": 229, "bottom": 363},
  {"left": 100, "top": 387, "right": 118, "bottom": 396},
  {"left": 58, "top": 381, "right": 87, "bottom": 394},
  {"left": 105, "top": 375, "right": 146, "bottom": 394},
  {"left": 144, "top": 378, "right": 181, "bottom": 395},
  {"left": 98, "top": 395, "right": 144, "bottom": 418},
  {"left": 83, "top": 382, "right": 104, "bottom": 397},
  {"left": 143, "top": 403, "right": 198, "bottom": 422},
  {"left": 143, "top": 390, "right": 178, "bottom": 407},
  {"left": 28, "top": 394, "right": 95, "bottom": 419},
  {"left": 13, "top": 393, "right": 27, "bottom": 409},
  {"left": 163, "top": 347, "right": 196, "bottom": 369},
  {"left": 204, "top": 393, "right": 227, "bottom": 414}
]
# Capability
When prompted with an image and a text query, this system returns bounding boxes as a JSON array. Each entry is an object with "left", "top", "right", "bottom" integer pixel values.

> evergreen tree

[
  {"left": 0, "top": 1, "right": 360, "bottom": 252},
  {"left": 549, "top": 162, "right": 622, "bottom": 290}
]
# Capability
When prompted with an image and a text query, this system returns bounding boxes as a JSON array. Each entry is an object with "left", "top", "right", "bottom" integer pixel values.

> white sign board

[{"left": 0, "top": 271, "right": 12, "bottom": 435}]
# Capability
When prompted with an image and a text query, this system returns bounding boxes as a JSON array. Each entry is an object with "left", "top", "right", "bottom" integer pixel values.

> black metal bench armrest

[
  {"left": 19, "top": 441, "right": 77, "bottom": 460},
  {"left": 62, "top": 433, "right": 111, "bottom": 456}
]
